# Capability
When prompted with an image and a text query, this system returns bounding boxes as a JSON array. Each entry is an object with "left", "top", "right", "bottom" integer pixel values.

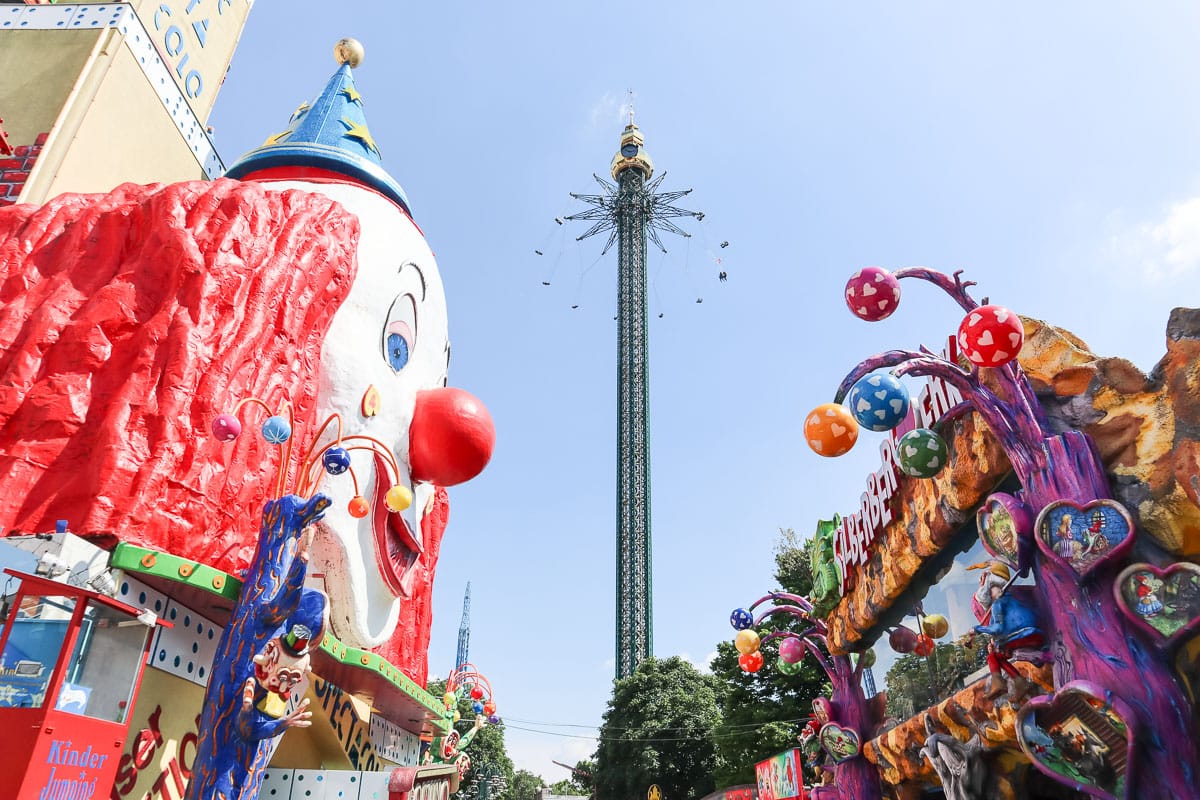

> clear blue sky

[{"left": 210, "top": 1, "right": 1200, "bottom": 782}]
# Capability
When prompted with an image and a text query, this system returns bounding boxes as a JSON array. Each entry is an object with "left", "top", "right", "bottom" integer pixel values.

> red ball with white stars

[
  {"left": 957, "top": 304, "right": 1024, "bottom": 367},
  {"left": 845, "top": 266, "right": 901, "bottom": 322}
]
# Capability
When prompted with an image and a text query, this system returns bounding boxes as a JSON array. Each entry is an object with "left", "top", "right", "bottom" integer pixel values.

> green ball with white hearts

[
  {"left": 897, "top": 427, "right": 949, "bottom": 478},
  {"left": 777, "top": 657, "right": 802, "bottom": 676}
]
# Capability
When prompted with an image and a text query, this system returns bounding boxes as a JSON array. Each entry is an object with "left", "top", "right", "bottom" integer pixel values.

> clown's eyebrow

[{"left": 400, "top": 261, "right": 426, "bottom": 301}]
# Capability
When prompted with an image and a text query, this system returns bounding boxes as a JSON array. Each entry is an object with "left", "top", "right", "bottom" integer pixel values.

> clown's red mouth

[{"left": 372, "top": 453, "right": 421, "bottom": 598}]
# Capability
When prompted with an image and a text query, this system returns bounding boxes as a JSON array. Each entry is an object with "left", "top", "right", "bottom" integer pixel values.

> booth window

[
  {"left": 57, "top": 601, "right": 153, "bottom": 723},
  {"left": 0, "top": 594, "right": 77, "bottom": 709}
]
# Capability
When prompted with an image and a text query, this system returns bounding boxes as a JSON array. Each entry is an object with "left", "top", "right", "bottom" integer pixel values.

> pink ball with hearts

[
  {"left": 779, "top": 637, "right": 805, "bottom": 664},
  {"left": 845, "top": 266, "right": 901, "bottom": 322},
  {"left": 957, "top": 304, "right": 1024, "bottom": 366}
]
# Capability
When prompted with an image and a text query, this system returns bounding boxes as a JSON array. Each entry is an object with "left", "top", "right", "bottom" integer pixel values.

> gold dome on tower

[{"left": 610, "top": 123, "right": 654, "bottom": 181}]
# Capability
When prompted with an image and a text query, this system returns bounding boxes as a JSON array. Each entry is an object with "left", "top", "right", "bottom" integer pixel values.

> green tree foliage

[
  {"left": 595, "top": 657, "right": 722, "bottom": 800},
  {"left": 566, "top": 759, "right": 595, "bottom": 795},
  {"left": 547, "top": 779, "right": 580, "bottom": 795},
  {"left": 509, "top": 770, "right": 547, "bottom": 800},
  {"left": 710, "top": 528, "right": 831, "bottom": 787}
]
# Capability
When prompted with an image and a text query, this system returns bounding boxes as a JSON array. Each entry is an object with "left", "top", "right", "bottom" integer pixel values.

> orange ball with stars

[{"left": 805, "top": 403, "right": 859, "bottom": 457}]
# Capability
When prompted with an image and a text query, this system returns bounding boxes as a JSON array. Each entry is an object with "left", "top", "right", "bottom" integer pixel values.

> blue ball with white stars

[
  {"left": 260, "top": 415, "right": 292, "bottom": 444},
  {"left": 847, "top": 372, "right": 911, "bottom": 432},
  {"left": 323, "top": 446, "right": 352, "bottom": 475},
  {"left": 730, "top": 608, "right": 754, "bottom": 630},
  {"left": 472, "top": 701, "right": 485, "bottom": 714}
]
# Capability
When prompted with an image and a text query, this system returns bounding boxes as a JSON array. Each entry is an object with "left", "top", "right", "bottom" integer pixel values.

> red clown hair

[{"left": 0, "top": 179, "right": 358, "bottom": 570}]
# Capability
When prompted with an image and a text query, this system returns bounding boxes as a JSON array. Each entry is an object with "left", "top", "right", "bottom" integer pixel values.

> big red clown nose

[{"left": 408, "top": 388, "right": 495, "bottom": 486}]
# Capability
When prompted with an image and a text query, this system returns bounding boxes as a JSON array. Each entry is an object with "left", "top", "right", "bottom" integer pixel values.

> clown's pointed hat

[{"left": 224, "top": 38, "right": 412, "bottom": 217}]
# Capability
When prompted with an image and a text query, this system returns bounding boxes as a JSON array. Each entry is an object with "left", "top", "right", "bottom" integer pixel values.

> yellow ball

[
  {"left": 452, "top": 710, "right": 461, "bottom": 723},
  {"left": 442, "top": 691, "right": 456, "bottom": 708},
  {"left": 334, "top": 38, "right": 365, "bottom": 68},
  {"left": 734, "top": 628, "right": 760, "bottom": 655},
  {"left": 922, "top": 614, "right": 950, "bottom": 639},
  {"left": 386, "top": 485, "right": 413, "bottom": 512}
]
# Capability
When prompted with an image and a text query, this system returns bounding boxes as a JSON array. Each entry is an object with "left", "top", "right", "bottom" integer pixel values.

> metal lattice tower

[
  {"left": 567, "top": 110, "right": 700, "bottom": 680},
  {"left": 455, "top": 582, "right": 471, "bottom": 670}
]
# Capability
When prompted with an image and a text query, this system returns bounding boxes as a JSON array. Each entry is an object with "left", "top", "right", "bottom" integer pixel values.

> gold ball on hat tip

[{"left": 334, "top": 38, "right": 364, "bottom": 68}]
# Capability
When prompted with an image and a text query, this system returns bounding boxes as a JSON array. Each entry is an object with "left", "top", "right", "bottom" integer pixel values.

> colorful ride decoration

[
  {"left": 808, "top": 516, "right": 844, "bottom": 619},
  {"left": 813, "top": 265, "right": 1200, "bottom": 797},
  {"left": 428, "top": 663, "right": 498, "bottom": 777},
  {"left": 186, "top": 494, "right": 329, "bottom": 800},
  {"left": 730, "top": 592, "right": 886, "bottom": 800},
  {"left": 0, "top": 41, "right": 495, "bottom": 693},
  {"left": 190, "top": 385, "right": 431, "bottom": 798}
]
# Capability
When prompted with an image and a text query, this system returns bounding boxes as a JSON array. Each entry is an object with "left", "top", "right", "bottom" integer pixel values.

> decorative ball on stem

[
  {"left": 957, "top": 304, "right": 1024, "bottom": 367},
  {"left": 845, "top": 266, "right": 901, "bottom": 322},
  {"left": 348, "top": 496, "right": 370, "bottom": 519},
  {"left": 322, "top": 446, "right": 351, "bottom": 475},
  {"left": 261, "top": 415, "right": 292, "bottom": 444},
  {"left": 385, "top": 484, "right": 413, "bottom": 512},
  {"left": 211, "top": 413, "right": 242, "bottom": 442},
  {"left": 896, "top": 428, "right": 949, "bottom": 478},
  {"left": 847, "top": 372, "right": 911, "bottom": 432},
  {"left": 739, "top": 650, "right": 764, "bottom": 673},
  {"left": 804, "top": 403, "right": 859, "bottom": 457},
  {"left": 779, "top": 637, "right": 805, "bottom": 664},
  {"left": 729, "top": 608, "right": 754, "bottom": 630},
  {"left": 889, "top": 626, "right": 917, "bottom": 654},
  {"left": 734, "top": 628, "right": 761, "bottom": 655}
]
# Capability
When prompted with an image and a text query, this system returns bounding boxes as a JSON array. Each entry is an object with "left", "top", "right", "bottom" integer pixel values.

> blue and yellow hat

[{"left": 225, "top": 38, "right": 411, "bottom": 217}]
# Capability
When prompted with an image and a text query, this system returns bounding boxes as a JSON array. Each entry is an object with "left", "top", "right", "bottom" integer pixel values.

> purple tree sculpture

[
  {"left": 826, "top": 266, "right": 1198, "bottom": 798},
  {"left": 733, "top": 592, "right": 883, "bottom": 800}
]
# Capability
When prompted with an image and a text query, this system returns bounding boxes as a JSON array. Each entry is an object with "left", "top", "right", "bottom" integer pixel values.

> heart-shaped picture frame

[
  {"left": 977, "top": 492, "right": 1031, "bottom": 568},
  {"left": 1035, "top": 499, "right": 1134, "bottom": 578},
  {"left": 1115, "top": 562, "right": 1200, "bottom": 645},
  {"left": 818, "top": 722, "right": 861, "bottom": 763},
  {"left": 1016, "top": 681, "right": 1134, "bottom": 799}
]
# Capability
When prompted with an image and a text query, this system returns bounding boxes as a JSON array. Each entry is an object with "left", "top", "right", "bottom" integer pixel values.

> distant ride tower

[
  {"left": 456, "top": 582, "right": 472, "bottom": 670},
  {"left": 568, "top": 111, "right": 701, "bottom": 679}
]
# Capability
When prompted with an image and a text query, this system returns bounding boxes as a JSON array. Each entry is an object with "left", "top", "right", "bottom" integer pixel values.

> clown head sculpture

[
  {"left": 0, "top": 41, "right": 492, "bottom": 685},
  {"left": 226, "top": 41, "right": 495, "bottom": 650}
]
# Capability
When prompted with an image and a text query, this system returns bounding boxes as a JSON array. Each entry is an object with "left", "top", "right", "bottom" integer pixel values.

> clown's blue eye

[
  {"left": 387, "top": 332, "right": 410, "bottom": 371},
  {"left": 381, "top": 290, "right": 417, "bottom": 373}
]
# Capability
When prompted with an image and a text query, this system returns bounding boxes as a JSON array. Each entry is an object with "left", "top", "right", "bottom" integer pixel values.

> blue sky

[{"left": 210, "top": 1, "right": 1200, "bottom": 782}]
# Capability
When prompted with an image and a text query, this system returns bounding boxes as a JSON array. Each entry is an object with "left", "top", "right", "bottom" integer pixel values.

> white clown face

[{"left": 271, "top": 181, "right": 449, "bottom": 648}]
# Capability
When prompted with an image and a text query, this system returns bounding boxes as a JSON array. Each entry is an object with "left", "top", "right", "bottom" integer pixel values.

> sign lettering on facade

[{"left": 833, "top": 344, "right": 964, "bottom": 593}]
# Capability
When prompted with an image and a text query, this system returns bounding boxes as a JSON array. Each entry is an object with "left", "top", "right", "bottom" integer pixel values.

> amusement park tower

[
  {"left": 456, "top": 582, "right": 472, "bottom": 669},
  {"left": 568, "top": 111, "right": 700, "bottom": 679}
]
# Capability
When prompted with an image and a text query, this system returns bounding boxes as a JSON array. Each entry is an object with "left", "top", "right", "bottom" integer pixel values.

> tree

[
  {"left": 594, "top": 656, "right": 722, "bottom": 800},
  {"left": 509, "top": 770, "right": 547, "bottom": 800},
  {"left": 711, "top": 529, "right": 829, "bottom": 788},
  {"left": 566, "top": 759, "right": 595, "bottom": 796},
  {"left": 547, "top": 779, "right": 580, "bottom": 796}
]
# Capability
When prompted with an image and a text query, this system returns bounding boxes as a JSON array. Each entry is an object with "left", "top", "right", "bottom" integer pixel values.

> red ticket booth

[{"left": 0, "top": 569, "right": 171, "bottom": 799}]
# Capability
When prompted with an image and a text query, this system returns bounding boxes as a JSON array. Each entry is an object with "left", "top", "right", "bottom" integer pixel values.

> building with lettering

[
  {"left": 0, "top": 0, "right": 250, "bottom": 206},
  {"left": 801, "top": 301, "right": 1200, "bottom": 799}
]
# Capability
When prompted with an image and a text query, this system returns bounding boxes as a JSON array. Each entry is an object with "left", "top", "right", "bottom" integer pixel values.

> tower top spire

[{"left": 611, "top": 113, "right": 653, "bottom": 181}]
